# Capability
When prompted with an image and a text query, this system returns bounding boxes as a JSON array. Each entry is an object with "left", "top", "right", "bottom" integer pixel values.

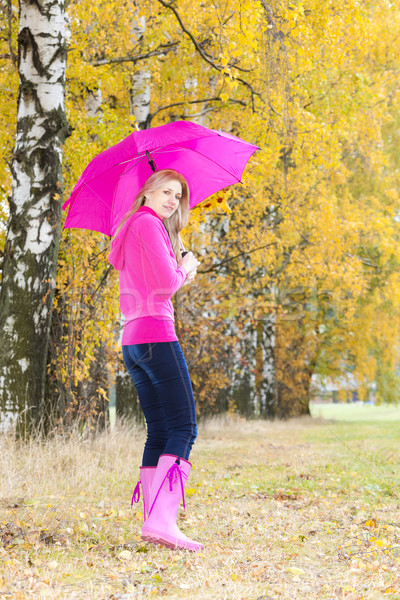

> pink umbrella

[{"left": 62, "top": 120, "right": 258, "bottom": 236}]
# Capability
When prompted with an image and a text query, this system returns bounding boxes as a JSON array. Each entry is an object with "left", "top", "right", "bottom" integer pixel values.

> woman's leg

[
  {"left": 123, "top": 342, "right": 201, "bottom": 550},
  {"left": 122, "top": 345, "right": 169, "bottom": 467},
  {"left": 123, "top": 341, "right": 198, "bottom": 461},
  {"left": 142, "top": 341, "right": 198, "bottom": 460}
]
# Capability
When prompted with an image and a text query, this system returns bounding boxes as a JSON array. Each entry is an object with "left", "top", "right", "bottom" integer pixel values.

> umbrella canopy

[{"left": 62, "top": 120, "right": 258, "bottom": 236}]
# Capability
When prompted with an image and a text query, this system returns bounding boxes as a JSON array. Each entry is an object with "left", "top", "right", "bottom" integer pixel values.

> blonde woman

[{"left": 108, "top": 169, "right": 202, "bottom": 551}]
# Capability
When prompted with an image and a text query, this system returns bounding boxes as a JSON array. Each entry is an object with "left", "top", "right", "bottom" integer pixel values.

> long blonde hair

[{"left": 115, "top": 169, "right": 190, "bottom": 261}]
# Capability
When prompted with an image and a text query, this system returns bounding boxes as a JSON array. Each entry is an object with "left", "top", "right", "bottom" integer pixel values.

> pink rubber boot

[
  {"left": 141, "top": 454, "right": 203, "bottom": 551},
  {"left": 131, "top": 466, "right": 157, "bottom": 520}
]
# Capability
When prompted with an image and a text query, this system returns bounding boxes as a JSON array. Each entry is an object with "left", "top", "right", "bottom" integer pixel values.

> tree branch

[
  {"left": 89, "top": 264, "right": 114, "bottom": 302},
  {"left": 90, "top": 42, "right": 179, "bottom": 67},
  {"left": 147, "top": 96, "right": 247, "bottom": 125},
  {"left": 156, "top": 0, "right": 261, "bottom": 111},
  {"left": 199, "top": 242, "right": 277, "bottom": 274},
  {"left": 157, "top": 0, "right": 225, "bottom": 71},
  {"left": 6, "top": 0, "right": 17, "bottom": 66}
]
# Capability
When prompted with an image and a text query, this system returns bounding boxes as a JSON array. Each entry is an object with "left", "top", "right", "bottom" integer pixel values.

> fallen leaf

[
  {"left": 343, "top": 585, "right": 355, "bottom": 593},
  {"left": 286, "top": 567, "right": 304, "bottom": 576}
]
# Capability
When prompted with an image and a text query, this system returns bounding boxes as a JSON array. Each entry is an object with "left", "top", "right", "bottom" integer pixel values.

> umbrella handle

[{"left": 179, "top": 234, "right": 186, "bottom": 255}]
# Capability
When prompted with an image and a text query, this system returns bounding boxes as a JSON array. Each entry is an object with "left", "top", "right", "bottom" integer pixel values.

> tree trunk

[
  {"left": 0, "top": 0, "right": 69, "bottom": 435},
  {"left": 116, "top": 359, "right": 144, "bottom": 425},
  {"left": 115, "top": 12, "right": 150, "bottom": 422},
  {"left": 130, "top": 68, "right": 151, "bottom": 129},
  {"left": 275, "top": 325, "right": 313, "bottom": 419},
  {"left": 230, "top": 311, "right": 278, "bottom": 419},
  {"left": 45, "top": 80, "right": 107, "bottom": 434},
  {"left": 129, "top": 14, "right": 150, "bottom": 129},
  {"left": 256, "top": 312, "right": 278, "bottom": 418},
  {"left": 231, "top": 323, "right": 257, "bottom": 418}
]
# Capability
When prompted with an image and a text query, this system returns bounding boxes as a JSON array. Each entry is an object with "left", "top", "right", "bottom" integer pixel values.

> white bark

[
  {"left": 115, "top": 12, "right": 151, "bottom": 420},
  {"left": 129, "top": 15, "right": 150, "bottom": 129},
  {"left": 228, "top": 309, "right": 277, "bottom": 418},
  {"left": 130, "top": 68, "right": 151, "bottom": 127},
  {"left": 184, "top": 76, "right": 209, "bottom": 126},
  {"left": 0, "top": 0, "right": 69, "bottom": 434},
  {"left": 85, "top": 88, "right": 102, "bottom": 118},
  {"left": 257, "top": 312, "right": 277, "bottom": 417}
]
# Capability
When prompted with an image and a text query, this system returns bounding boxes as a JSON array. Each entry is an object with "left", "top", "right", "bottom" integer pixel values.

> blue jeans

[{"left": 122, "top": 341, "right": 198, "bottom": 466}]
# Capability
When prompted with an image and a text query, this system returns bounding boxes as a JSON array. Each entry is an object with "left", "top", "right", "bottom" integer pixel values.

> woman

[{"left": 108, "top": 169, "right": 203, "bottom": 551}]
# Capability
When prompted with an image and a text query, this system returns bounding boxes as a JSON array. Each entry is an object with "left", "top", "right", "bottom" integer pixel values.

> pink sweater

[{"left": 108, "top": 206, "right": 187, "bottom": 344}]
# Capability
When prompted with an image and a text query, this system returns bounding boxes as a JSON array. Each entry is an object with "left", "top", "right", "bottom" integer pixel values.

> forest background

[{"left": 1, "top": 0, "right": 400, "bottom": 434}]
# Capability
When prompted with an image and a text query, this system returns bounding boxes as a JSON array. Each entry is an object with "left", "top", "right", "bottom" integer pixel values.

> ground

[{"left": 0, "top": 405, "right": 399, "bottom": 599}]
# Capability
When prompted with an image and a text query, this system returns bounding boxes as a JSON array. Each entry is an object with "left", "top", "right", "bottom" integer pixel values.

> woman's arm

[{"left": 128, "top": 214, "right": 187, "bottom": 295}]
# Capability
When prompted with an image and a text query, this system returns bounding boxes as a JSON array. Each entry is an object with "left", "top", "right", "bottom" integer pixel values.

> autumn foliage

[{"left": 1, "top": 0, "right": 400, "bottom": 426}]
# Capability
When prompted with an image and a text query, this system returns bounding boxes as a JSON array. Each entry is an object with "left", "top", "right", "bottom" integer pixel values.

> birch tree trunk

[
  {"left": 115, "top": 12, "right": 150, "bottom": 421},
  {"left": 256, "top": 312, "right": 278, "bottom": 418},
  {"left": 230, "top": 311, "right": 278, "bottom": 419},
  {"left": 130, "top": 68, "right": 150, "bottom": 129},
  {"left": 128, "top": 14, "right": 150, "bottom": 129},
  {"left": 0, "top": 0, "right": 69, "bottom": 435}
]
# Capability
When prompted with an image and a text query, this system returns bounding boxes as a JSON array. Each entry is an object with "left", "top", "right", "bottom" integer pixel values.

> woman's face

[{"left": 144, "top": 179, "right": 182, "bottom": 220}]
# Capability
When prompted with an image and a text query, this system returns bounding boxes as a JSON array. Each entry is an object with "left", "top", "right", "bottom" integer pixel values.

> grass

[
  {"left": 0, "top": 414, "right": 400, "bottom": 599},
  {"left": 310, "top": 402, "right": 400, "bottom": 422}
]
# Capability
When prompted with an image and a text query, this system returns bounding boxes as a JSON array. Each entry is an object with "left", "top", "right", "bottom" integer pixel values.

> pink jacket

[{"left": 108, "top": 206, "right": 187, "bottom": 342}]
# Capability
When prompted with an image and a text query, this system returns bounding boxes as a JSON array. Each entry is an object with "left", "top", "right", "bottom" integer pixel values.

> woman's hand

[{"left": 179, "top": 252, "right": 200, "bottom": 284}]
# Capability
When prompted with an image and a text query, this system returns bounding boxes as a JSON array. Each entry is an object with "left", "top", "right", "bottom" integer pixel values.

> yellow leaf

[
  {"left": 364, "top": 519, "right": 377, "bottom": 528},
  {"left": 374, "top": 538, "right": 389, "bottom": 548},
  {"left": 286, "top": 567, "right": 304, "bottom": 576}
]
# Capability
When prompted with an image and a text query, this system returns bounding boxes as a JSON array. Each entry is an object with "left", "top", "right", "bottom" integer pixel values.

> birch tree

[
  {"left": 116, "top": 11, "right": 150, "bottom": 422},
  {"left": 0, "top": 0, "right": 69, "bottom": 434}
]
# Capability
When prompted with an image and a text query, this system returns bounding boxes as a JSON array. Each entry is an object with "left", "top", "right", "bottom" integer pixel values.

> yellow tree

[
  {"left": 55, "top": 0, "right": 400, "bottom": 423},
  {"left": 2, "top": 0, "right": 400, "bottom": 430},
  {"left": 50, "top": 0, "right": 263, "bottom": 426},
  {"left": 179, "top": 0, "right": 400, "bottom": 416}
]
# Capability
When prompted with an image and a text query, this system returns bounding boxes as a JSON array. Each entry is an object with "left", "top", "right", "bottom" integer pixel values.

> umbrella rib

[
  {"left": 64, "top": 181, "right": 111, "bottom": 234},
  {"left": 110, "top": 152, "right": 156, "bottom": 233},
  {"left": 152, "top": 142, "right": 247, "bottom": 183},
  {"left": 72, "top": 154, "right": 147, "bottom": 194},
  {"left": 110, "top": 166, "right": 137, "bottom": 235},
  {"left": 119, "top": 154, "right": 148, "bottom": 168}
]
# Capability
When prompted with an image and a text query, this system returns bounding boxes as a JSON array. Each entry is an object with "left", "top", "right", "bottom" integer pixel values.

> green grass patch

[{"left": 310, "top": 401, "right": 400, "bottom": 422}]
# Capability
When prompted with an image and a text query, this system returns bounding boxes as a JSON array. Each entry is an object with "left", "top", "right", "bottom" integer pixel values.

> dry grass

[{"left": 1, "top": 415, "right": 400, "bottom": 599}]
